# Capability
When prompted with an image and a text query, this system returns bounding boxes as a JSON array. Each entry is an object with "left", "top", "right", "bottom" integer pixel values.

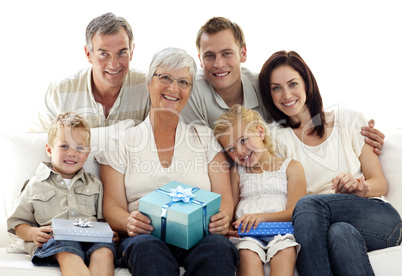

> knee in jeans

[
  {"left": 125, "top": 235, "right": 165, "bottom": 254},
  {"left": 295, "top": 194, "right": 318, "bottom": 209},
  {"left": 387, "top": 221, "right": 402, "bottom": 247},
  {"left": 328, "top": 222, "right": 359, "bottom": 241},
  {"left": 293, "top": 194, "right": 322, "bottom": 218},
  {"left": 199, "top": 235, "right": 237, "bottom": 256}
]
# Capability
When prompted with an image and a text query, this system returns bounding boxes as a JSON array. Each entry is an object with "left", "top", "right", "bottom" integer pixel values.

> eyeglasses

[{"left": 153, "top": 73, "right": 192, "bottom": 89}]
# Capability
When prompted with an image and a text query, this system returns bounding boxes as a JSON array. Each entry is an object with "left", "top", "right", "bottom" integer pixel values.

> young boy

[{"left": 7, "top": 112, "right": 115, "bottom": 276}]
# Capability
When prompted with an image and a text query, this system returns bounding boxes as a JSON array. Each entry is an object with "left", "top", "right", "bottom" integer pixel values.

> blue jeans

[
  {"left": 292, "top": 194, "right": 402, "bottom": 276},
  {"left": 32, "top": 238, "right": 116, "bottom": 266},
  {"left": 118, "top": 234, "right": 239, "bottom": 276}
]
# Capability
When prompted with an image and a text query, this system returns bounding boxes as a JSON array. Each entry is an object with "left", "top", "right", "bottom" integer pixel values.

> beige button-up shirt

[{"left": 7, "top": 162, "right": 103, "bottom": 255}]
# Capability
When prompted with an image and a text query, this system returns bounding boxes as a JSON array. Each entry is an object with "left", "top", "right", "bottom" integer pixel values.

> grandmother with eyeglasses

[{"left": 95, "top": 47, "right": 239, "bottom": 276}]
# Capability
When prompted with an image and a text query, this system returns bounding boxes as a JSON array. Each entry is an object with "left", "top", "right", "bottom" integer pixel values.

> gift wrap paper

[
  {"left": 52, "top": 219, "right": 113, "bottom": 243},
  {"left": 139, "top": 181, "right": 221, "bottom": 249},
  {"left": 238, "top": 222, "right": 294, "bottom": 236}
]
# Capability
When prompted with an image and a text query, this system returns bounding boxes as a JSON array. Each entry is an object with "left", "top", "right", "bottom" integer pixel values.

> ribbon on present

[
  {"left": 73, "top": 218, "right": 93, "bottom": 228},
  {"left": 156, "top": 185, "right": 207, "bottom": 243}
]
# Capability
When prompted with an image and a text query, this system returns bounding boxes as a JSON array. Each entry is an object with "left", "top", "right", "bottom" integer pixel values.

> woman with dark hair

[{"left": 259, "top": 50, "right": 402, "bottom": 276}]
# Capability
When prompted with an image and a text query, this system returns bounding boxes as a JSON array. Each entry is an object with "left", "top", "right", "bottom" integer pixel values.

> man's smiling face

[
  {"left": 85, "top": 28, "right": 133, "bottom": 92},
  {"left": 198, "top": 29, "right": 247, "bottom": 95}
]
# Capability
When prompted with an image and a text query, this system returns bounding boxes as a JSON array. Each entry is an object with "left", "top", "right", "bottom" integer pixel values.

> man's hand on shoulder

[{"left": 361, "top": 119, "right": 385, "bottom": 156}]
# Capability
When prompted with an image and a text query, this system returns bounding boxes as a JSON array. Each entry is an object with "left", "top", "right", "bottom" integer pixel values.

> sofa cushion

[{"left": 379, "top": 127, "right": 402, "bottom": 214}]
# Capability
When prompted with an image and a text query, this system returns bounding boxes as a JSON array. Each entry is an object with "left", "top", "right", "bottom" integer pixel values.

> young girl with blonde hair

[{"left": 214, "top": 105, "right": 306, "bottom": 276}]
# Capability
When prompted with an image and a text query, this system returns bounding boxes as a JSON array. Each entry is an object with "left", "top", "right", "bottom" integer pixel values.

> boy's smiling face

[{"left": 46, "top": 128, "right": 90, "bottom": 179}]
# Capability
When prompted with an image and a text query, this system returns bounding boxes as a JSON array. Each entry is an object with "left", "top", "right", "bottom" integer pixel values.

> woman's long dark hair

[{"left": 259, "top": 51, "right": 326, "bottom": 137}]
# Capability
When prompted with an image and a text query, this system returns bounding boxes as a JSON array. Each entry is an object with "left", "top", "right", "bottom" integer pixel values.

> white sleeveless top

[{"left": 235, "top": 159, "right": 291, "bottom": 219}]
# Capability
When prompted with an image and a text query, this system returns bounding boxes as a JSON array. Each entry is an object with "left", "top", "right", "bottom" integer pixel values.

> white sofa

[{"left": 1, "top": 123, "right": 402, "bottom": 275}]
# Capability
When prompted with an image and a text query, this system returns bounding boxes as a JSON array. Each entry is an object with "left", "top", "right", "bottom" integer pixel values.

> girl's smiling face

[{"left": 218, "top": 122, "right": 267, "bottom": 168}]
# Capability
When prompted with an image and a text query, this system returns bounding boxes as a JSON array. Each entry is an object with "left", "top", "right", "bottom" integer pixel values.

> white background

[{"left": 1, "top": 0, "right": 401, "bottom": 132}]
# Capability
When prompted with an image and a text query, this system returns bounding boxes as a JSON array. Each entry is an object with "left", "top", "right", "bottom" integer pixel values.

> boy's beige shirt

[{"left": 7, "top": 162, "right": 103, "bottom": 255}]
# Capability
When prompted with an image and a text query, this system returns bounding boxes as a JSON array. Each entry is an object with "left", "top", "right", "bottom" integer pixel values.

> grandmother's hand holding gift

[
  {"left": 127, "top": 210, "right": 153, "bottom": 237},
  {"left": 209, "top": 210, "right": 230, "bottom": 235}
]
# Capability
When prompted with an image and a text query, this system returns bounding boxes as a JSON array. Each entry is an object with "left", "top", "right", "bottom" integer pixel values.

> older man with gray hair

[{"left": 31, "top": 12, "right": 150, "bottom": 131}]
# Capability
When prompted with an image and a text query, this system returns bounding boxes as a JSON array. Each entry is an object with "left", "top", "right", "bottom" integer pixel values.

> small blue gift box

[
  {"left": 139, "top": 181, "right": 221, "bottom": 250},
  {"left": 52, "top": 218, "right": 113, "bottom": 243},
  {"left": 238, "top": 222, "right": 294, "bottom": 237}
]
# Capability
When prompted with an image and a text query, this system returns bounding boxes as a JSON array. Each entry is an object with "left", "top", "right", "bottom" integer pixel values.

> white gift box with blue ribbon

[
  {"left": 139, "top": 181, "right": 221, "bottom": 250},
  {"left": 238, "top": 222, "right": 294, "bottom": 237},
  {"left": 52, "top": 218, "right": 113, "bottom": 243}
]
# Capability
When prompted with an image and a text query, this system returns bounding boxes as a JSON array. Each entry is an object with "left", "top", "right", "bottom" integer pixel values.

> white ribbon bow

[
  {"left": 168, "top": 185, "right": 195, "bottom": 203},
  {"left": 73, "top": 218, "right": 93, "bottom": 228}
]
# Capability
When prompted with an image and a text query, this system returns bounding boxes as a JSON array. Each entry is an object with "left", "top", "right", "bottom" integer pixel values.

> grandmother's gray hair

[
  {"left": 85, "top": 12, "right": 134, "bottom": 52},
  {"left": 146, "top": 47, "right": 197, "bottom": 86}
]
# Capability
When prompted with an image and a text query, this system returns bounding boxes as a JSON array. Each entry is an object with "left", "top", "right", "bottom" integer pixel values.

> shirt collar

[
  {"left": 211, "top": 70, "right": 259, "bottom": 110},
  {"left": 36, "top": 162, "right": 86, "bottom": 183}
]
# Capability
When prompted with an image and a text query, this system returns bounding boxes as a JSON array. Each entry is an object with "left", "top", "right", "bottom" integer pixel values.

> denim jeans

[
  {"left": 118, "top": 234, "right": 239, "bottom": 276},
  {"left": 32, "top": 238, "right": 116, "bottom": 266},
  {"left": 292, "top": 194, "right": 402, "bottom": 276}
]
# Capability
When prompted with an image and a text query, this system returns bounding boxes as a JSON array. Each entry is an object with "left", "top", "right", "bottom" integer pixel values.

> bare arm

[
  {"left": 15, "top": 223, "right": 52, "bottom": 247},
  {"left": 332, "top": 143, "right": 387, "bottom": 197},
  {"left": 361, "top": 119, "right": 385, "bottom": 155},
  {"left": 359, "top": 143, "right": 388, "bottom": 196},
  {"left": 234, "top": 160, "right": 306, "bottom": 233},
  {"left": 100, "top": 164, "right": 152, "bottom": 236},
  {"left": 226, "top": 166, "right": 241, "bottom": 238},
  {"left": 208, "top": 151, "right": 233, "bottom": 235}
]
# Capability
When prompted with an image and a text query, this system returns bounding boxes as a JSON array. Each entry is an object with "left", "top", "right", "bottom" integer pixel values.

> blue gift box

[
  {"left": 238, "top": 222, "right": 294, "bottom": 237},
  {"left": 52, "top": 219, "right": 113, "bottom": 243},
  {"left": 139, "top": 181, "right": 221, "bottom": 250}
]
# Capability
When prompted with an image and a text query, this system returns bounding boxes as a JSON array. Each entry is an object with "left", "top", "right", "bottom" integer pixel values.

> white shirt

[
  {"left": 95, "top": 116, "right": 222, "bottom": 212},
  {"left": 269, "top": 108, "right": 366, "bottom": 195}
]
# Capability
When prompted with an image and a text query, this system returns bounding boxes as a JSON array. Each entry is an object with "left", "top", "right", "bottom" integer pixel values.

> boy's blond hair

[
  {"left": 48, "top": 112, "right": 91, "bottom": 146},
  {"left": 214, "top": 105, "right": 275, "bottom": 155}
]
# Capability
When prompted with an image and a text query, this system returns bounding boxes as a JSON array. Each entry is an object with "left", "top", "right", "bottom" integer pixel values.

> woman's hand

[
  {"left": 209, "top": 210, "right": 230, "bottom": 235},
  {"left": 226, "top": 223, "right": 239, "bottom": 239},
  {"left": 331, "top": 173, "right": 369, "bottom": 197},
  {"left": 126, "top": 210, "right": 153, "bottom": 237},
  {"left": 233, "top": 214, "right": 263, "bottom": 234},
  {"left": 31, "top": 226, "right": 53, "bottom": 247}
]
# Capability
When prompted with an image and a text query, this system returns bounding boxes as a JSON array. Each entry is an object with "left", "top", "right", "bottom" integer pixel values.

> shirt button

[
  {"left": 86, "top": 189, "right": 90, "bottom": 193},
  {"left": 71, "top": 211, "right": 75, "bottom": 216},
  {"left": 69, "top": 194, "right": 73, "bottom": 198},
  {"left": 42, "top": 195, "right": 46, "bottom": 199}
]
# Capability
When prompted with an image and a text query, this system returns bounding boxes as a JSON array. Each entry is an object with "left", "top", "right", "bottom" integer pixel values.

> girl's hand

[
  {"left": 126, "top": 210, "right": 153, "bottom": 237},
  {"left": 209, "top": 210, "right": 230, "bottom": 235},
  {"left": 233, "top": 214, "right": 263, "bottom": 234},
  {"left": 332, "top": 173, "right": 369, "bottom": 197},
  {"left": 32, "top": 226, "right": 52, "bottom": 247}
]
